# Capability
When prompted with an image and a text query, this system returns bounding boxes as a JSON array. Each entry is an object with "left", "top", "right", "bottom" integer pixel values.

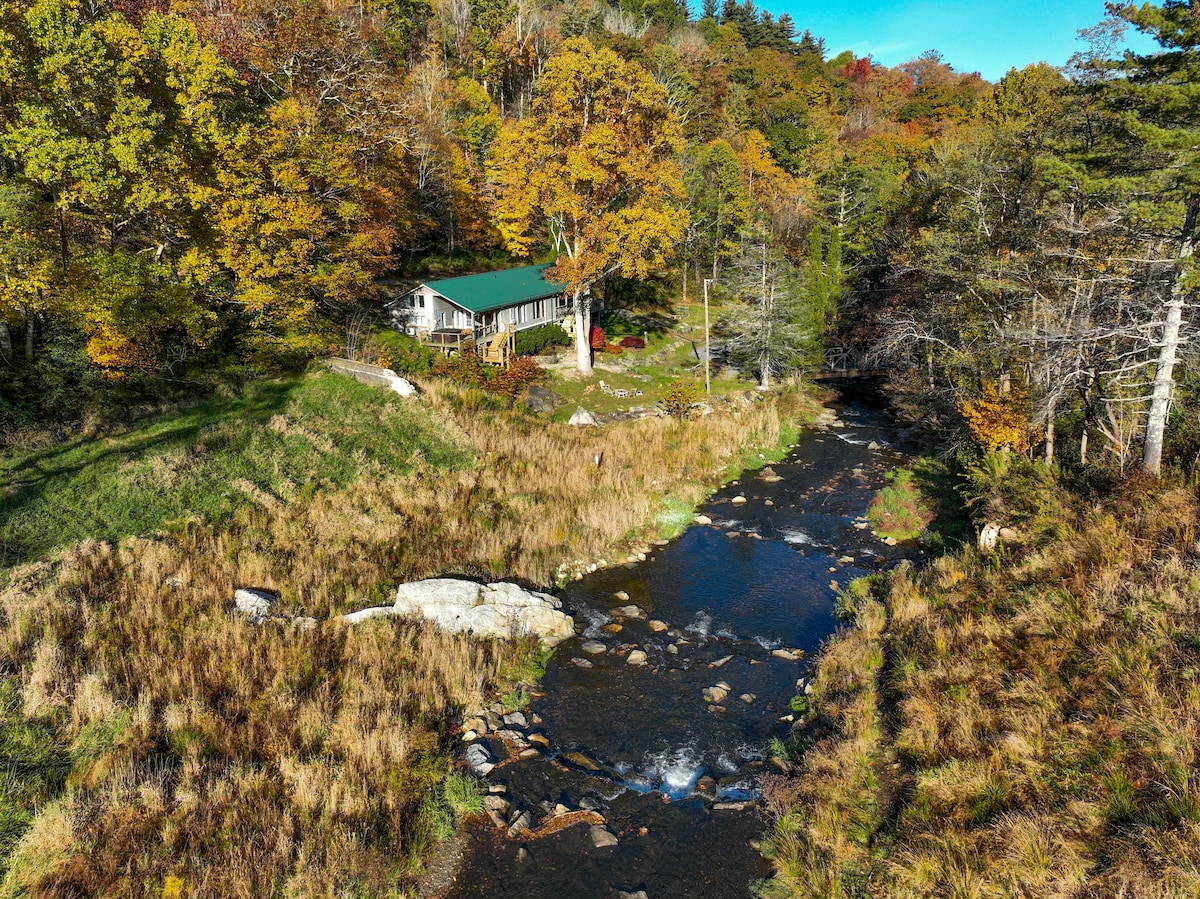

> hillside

[
  {"left": 0, "top": 368, "right": 821, "bottom": 895},
  {"left": 761, "top": 472, "right": 1200, "bottom": 897}
]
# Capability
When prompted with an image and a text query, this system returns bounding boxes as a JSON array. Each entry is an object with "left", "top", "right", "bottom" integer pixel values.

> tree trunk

[
  {"left": 24, "top": 312, "right": 34, "bottom": 360},
  {"left": 573, "top": 289, "right": 593, "bottom": 375},
  {"left": 1080, "top": 430, "right": 1088, "bottom": 467},
  {"left": 0, "top": 320, "right": 10, "bottom": 361},
  {"left": 1044, "top": 403, "right": 1056, "bottom": 464},
  {"left": 1142, "top": 294, "right": 1183, "bottom": 475}
]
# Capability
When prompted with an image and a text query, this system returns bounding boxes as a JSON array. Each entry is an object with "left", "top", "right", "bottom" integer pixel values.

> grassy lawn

[
  {"left": 0, "top": 372, "right": 468, "bottom": 565},
  {"left": 547, "top": 302, "right": 760, "bottom": 421}
]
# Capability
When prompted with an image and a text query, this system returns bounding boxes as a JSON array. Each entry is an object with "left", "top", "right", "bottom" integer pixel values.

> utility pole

[{"left": 703, "top": 278, "right": 713, "bottom": 395}]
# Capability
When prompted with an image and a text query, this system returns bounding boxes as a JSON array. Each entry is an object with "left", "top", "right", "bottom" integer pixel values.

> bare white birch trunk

[{"left": 574, "top": 289, "right": 592, "bottom": 375}]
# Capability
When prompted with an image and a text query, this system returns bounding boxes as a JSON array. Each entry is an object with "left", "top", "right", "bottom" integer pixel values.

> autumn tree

[
  {"left": 717, "top": 220, "right": 820, "bottom": 387},
  {"left": 1094, "top": 0, "right": 1200, "bottom": 475},
  {"left": 490, "top": 37, "right": 686, "bottom": 374}
]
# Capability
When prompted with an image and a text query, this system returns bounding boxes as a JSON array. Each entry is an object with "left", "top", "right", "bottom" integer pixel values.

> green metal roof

[{"left": 421, "top": 264, "right": 564, "bottom": 315}]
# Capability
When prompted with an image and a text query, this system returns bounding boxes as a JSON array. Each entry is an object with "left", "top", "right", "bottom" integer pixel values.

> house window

[
  {"left": 556, "top": 294, "right": 571, "bottom": 311},
  {"left": 532, "top": 299, "right": 545, "bottom": 319},
  {"left": 418, "top": 294, "right": 426, "bottom": 308}
]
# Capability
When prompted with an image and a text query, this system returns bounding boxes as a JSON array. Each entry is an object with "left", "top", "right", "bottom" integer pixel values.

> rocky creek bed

[{"left": 441, "top": 398, "right": 920, "bottom": 899}]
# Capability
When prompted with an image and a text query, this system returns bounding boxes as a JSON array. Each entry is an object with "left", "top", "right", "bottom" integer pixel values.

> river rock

[
  {"left": 571, "top": 657, "right": 594, "bottom": 668},
  {"left": 665, "top": 644, "right": 678, "bottom": 655},
  {"left": 614, "top": 605, "right": 645, "bottom": 619},
  {"left": 758, "top": 467, "right": 783, "bottom": 483},
  {"left": 731, "top": 495, "right": 747, "bottom": 504},
  {"left": 519, "top": 747, "right": 542, "bottom": 759},
  {"left": 344, "top": 579, "right": 574, "bottom": 646},
  {"left": 695, "top": 514, "right": 712, "bottom": 525},
  {"left": 562, "top": 751, "right": 603, "bottom": 772},
  {"left": 614, "top": 591, "right": 630, "bottom": 601},
  {"left": 602, "top": 623, "right": 623, "bottom": 634},
  {"left": 618, "top": 891, "right": 649, "bottom": 899},
  {"left": 484, "top": 795, "right": 510, "bottom": 818},
  {"left": 569, "top": 406, "right": 598, "bottom": 426},
  {"left": 528, "top": 732, "right": 550, "bottom": 749},
  {"left": 648, "top": 620, "right": 668, "bottom": 633},
  {"left": 465, "top": 742, "right": 495, "bottom": 776},
  {"left": 696, "top": 776, "right": 717, "bottom": 798},
  {"left": 233, "top": 588, "right": 275, "bottom": 624},
  {"left": 713, "top": 801, "right": 752, "bottom": 811},
  {"left": 771, "top": 649, "right": 799, "bottom": 661},
  {"left": 626, "top": 650, "right": 648, "bottom": 666},
  {"left": 581, "top": 641, "right": 607, "bottom": 655},
  {"left": 463, "top": 716, "right": 488, "bottom": 735},
  {"left": 715, "top": 680, "right": 731, "bottom": 691},
  {"left": 702, "top": 686, "right": 728, "bottom": 703},
  {"left": 764, "top": 499, "right": 774, "bottom": 506},
  {"left": 579, "top": 796, "right": 603, "bottom": 812},
  {"left": 483, "top": 710, "right": 504, "bottom": 732},
  {"left": 503, "top": 711, "right": 528, "bottom": 728},
  {"left": 590, "top": 826, "right": 619, "bottom": 848},
  {"left": 710, "top": 655, "right": 733, "bottom": 668},
  {"left": 516, "top": 847, "right": 532, "bottom": 863},
  {"left": 507, "top": 810, "right": 534, "bottom": 838},
  {"left": 739, "top": 693, "right": 756, "bottom": 704},
  {"left": 838, "top": 556, "right": 854, "bottom": 564}
]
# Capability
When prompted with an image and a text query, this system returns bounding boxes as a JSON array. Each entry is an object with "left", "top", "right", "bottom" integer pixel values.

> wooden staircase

[{"left": 481, "top": 330, "right": 515, "bottom": 367}]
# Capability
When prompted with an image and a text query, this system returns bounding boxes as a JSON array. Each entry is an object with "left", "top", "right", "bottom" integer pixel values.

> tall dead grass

[
  {"left": 0, "top": 374, "right": 820, "bottom": 896},
  {"left": 760, "top": 482, "right": 1200, "bottom": 898}
]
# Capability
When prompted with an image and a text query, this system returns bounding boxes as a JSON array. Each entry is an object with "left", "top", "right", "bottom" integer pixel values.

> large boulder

[
  {"left": 525, "top": 384, "right": 563, "bottom": 414},
  {"left": 568, "top": 406, "right": 598, "bottom": 426},
  {"left": 233, "top": 588, "right": 275, "bottom": 623},
  {"left": 343, "top": 578, "right": 575, "bottom": 646}
]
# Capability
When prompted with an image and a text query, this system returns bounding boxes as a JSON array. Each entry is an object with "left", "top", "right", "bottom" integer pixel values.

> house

[{"left": 390, "top": 264, "right": 571, "bottom": 352}]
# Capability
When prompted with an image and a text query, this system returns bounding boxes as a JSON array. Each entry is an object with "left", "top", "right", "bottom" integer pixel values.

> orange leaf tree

[{"left": 490, "top": 37, "right": 686, "bottom": 374}]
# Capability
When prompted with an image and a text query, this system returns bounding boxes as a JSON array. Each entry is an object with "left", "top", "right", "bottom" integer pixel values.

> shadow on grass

[
  {"left": 909, "top": 456, "right": 970, "bottom": 547},
  {"left": 0, "top": 381, "right": 300, "bottom": 567}
]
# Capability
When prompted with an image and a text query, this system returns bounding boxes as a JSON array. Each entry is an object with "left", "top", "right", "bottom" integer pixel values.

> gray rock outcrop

[
  {"left": 343, "top": 578, "right": 575, "bottom": 646},
  {"left": 234, "top": 588, "right": 275, "bottom": 623}
]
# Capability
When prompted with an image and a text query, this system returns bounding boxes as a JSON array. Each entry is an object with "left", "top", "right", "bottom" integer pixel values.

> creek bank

[{"left": 444, "top": 397, "right": 922, "bottom": 898}]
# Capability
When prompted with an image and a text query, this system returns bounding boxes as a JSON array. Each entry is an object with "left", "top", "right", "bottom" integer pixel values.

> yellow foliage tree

[
  {"left": 959, "top": 383, "right": 1032, "bottom": 453},
  {"left": 490, "top": 38, "right": 686, "bottom": 374}
]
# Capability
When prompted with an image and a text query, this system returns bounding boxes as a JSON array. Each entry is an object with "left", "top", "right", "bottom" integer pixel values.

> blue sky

[{"left": 772, "top": 1, "right": 1160, "bottom": 80}]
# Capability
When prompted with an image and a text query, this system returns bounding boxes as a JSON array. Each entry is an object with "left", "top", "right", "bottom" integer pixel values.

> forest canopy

[{"left": 0, "top": 0, "right": 1195, "bottom": 475}]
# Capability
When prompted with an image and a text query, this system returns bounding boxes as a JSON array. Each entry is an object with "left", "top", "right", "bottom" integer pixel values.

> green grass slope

[{"left": 0, "top": 373, "right": 468, "bottom": 565}]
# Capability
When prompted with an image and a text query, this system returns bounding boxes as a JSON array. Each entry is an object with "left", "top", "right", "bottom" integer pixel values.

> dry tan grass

[
  {"left": 0, "top": 378, "right": 820, "bottom": 897},
  {"left": 761, "top": 480, "right": 1200, "bottom": 898}
]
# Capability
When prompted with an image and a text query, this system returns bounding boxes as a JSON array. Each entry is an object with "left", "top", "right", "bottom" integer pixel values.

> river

[{"left": 444, "top": 397, "right": 917, "bottom": 898}]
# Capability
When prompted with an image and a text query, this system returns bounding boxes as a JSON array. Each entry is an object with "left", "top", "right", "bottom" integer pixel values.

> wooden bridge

[{"left": 813, "top": 346, "right": 889, "bottom": 381}]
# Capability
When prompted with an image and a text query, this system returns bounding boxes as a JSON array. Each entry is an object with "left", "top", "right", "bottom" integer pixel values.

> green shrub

[
  {"left": 513, "top": 323, "right": 570, "bottom": 356},
  {"left": 658, "top": 379, "right": 700, "bottom": 420},
  {"left": 376, "top": 331, "right": 438, "bottom": 376}
]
